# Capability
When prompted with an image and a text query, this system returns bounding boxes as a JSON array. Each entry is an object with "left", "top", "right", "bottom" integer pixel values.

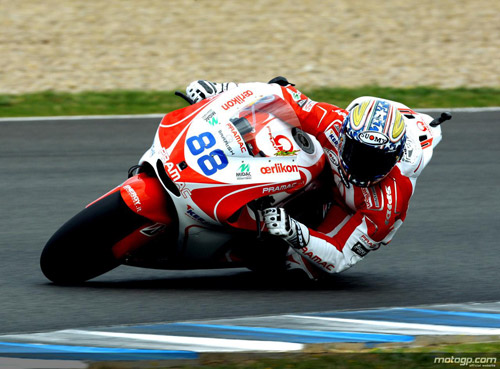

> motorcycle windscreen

[{"left": 228, "top": 95, "right": 302, "bottom": 157}]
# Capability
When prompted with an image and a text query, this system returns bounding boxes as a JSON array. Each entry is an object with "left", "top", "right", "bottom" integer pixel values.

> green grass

[
  {"left": 189, "top": 354, "right": 451, "bottom": 369},
  {"left": 307, "top": 86, "right": 500, "bottom": 110},
  {"left": 89, "top": 341, "right": 500, "bottom": 369},
  {"left": 0, "top": 87, "right": 499, "bottom": 118},
  {"left": 0, "top": 90, "right": 187, "bottom": 117}
]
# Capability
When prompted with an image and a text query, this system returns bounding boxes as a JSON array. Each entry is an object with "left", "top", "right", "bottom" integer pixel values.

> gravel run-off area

[{"left": 1, "top": 0, "right": 499, "bottom": 94}]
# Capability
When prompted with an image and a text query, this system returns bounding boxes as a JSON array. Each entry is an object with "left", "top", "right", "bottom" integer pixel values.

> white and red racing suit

[
  {"left": 199, "top": 80, "right": 442, "bottom": 277},
  {"left": 250, "top": 81, "right": 441, "bottom": 277}
]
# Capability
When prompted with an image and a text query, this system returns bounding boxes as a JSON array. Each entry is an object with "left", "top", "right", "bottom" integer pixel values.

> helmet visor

[{"left": 340, "top": 135, "right": 400, "bottom": 186}]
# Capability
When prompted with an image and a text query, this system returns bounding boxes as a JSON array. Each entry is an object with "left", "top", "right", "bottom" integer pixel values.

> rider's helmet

[{"left": 338, "top": 98, "right": 406, "bottom": 187}]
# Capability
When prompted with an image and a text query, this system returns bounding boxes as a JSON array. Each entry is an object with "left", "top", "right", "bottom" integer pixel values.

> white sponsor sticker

[{"left": 359, "top": 131, "right": 389, "bottom": 145}]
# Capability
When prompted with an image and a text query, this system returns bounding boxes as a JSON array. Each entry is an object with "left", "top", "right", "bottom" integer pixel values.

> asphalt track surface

[{"left": 0, "top": 110, "right": 498, "bottom": 335}]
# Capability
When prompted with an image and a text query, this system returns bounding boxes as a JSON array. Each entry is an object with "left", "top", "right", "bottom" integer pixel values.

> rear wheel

[{"left": 40, "top": 191, "right": 148, "bottom": 284}]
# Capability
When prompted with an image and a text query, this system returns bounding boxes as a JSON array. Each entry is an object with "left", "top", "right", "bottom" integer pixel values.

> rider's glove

[
  {"left": 264, "top": 208, "right": 310, "bottom": 249},
  {"left": 186, "top": 80, "right": 237, "bottom": 103}
]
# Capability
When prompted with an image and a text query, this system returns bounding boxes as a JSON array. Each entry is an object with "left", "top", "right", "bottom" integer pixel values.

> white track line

[
  {"left": 285, "top": 315, "right": 500, "bottom": 336},
  {"left": 0, "top": 113, "right": 164, "bottom": 122},
  {"left": 2, "top": 329, "right": 304, "bottom": 353}
]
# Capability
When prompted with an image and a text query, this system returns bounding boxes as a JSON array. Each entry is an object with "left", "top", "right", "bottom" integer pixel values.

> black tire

[{"left": 40, "top": 191, "right": 148, "bottom": 284}]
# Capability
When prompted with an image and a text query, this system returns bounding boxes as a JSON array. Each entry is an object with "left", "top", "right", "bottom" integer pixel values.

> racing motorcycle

[{"left": 40, "top": 83, "right": 328, "bottom": 284}]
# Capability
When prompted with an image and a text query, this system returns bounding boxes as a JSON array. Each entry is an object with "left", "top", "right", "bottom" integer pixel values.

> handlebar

[
  {"left": 175, "top": 91, "right": 195, "bottom": 105},
  {"left": 430, "top": 112, "right": 452, "bottom": 127}
]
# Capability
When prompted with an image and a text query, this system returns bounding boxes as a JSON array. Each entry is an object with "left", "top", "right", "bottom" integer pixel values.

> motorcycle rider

[{"left": 186, "top": 77, "right": 434, "bottom": 279}]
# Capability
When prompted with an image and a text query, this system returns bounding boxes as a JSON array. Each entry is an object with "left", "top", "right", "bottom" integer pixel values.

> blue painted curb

[
  {"left": 308, "top": 308, "right": 500, "bottom": 328},
  {"left": 0, "top": 341, "right": 198, "bottom": 361},
  {"left": 122, "top": 323, "right": 415, "bottom": 344}
]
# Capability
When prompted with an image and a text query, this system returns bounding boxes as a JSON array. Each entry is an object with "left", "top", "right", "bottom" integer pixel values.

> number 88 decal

[{"left": 186, "top": 132, "right": 228, "bottom": 176}]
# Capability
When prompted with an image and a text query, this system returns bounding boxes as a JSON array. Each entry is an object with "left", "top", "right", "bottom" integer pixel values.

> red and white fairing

[{"left": 138, "top": 83, "right": 325, "bottom": 258}]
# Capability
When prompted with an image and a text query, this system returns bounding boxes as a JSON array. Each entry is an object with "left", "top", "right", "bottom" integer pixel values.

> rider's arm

[
  {"left": 298, "top": 206, "right": 404, "bottom": 273},
  {"left": 272, "top": 84, "right": 348, "bottom": 141},
  {"left": 265, "top": 171, "right": 413, "bottom": 274}
]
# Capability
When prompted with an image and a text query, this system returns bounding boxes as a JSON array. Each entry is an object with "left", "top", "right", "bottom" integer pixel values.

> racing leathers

[{"left": 186, "top": 79, "right": 442, "bottom": 278}]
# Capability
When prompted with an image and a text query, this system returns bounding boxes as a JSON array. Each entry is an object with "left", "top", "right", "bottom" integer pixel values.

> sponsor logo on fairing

[
  {"left": 275, "top": 150, "right": 299, "bottom": 156},
  {"left": 236, "top": 163, "right": 252, "bottom": 180},
  {"left": 124, "top": 185, "right": 142, "bottom": 212},
  {"left": 176, "top": 182, "right": 192, "bottom": 199},
  {"left": 217, "top": 129, "right": 235, "bottom": 155},
  {"left": 267, "top": 126, "right": 294, "bottom": 153},
  {"left": 260, "top": 163, "right": 298, "bottom": 174},
  {"left": 159, "top": 147, "right": 181, "bottom": 181},
  {"left": 262, "top": 182, "right": 298, "bottom": 194},
  {"left": 226, "top": 123, "right": 247, "bottom": 153},
  {"left": 221, "top": 90, "right": 254, "bottom": 111},
  {"left": 186, "top": 205, "right": 210, "bottom": 225},
  {"left": 202, "top": 110, "right": 218, "bottom": 126}
]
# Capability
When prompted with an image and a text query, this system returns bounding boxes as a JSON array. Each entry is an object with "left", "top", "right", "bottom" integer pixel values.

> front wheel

[{"left": 40, "top": 191, "right": 148, "bottom": 284}]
